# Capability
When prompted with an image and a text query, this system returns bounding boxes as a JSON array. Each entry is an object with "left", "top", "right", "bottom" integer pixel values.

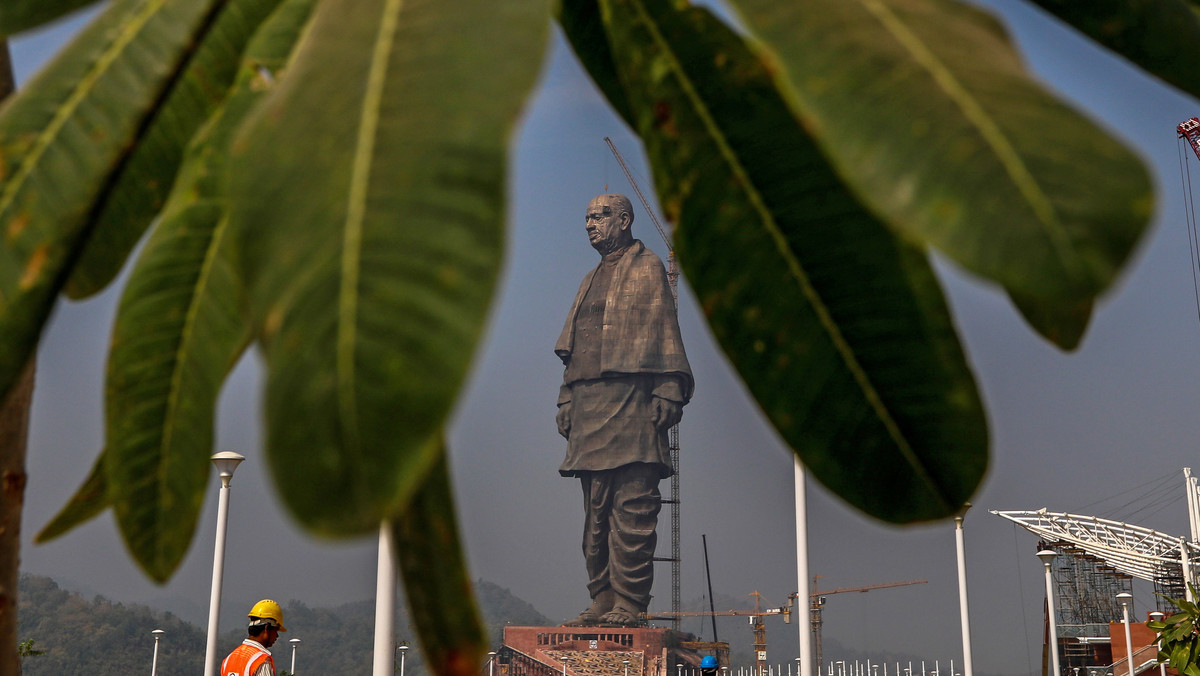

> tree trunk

[
  {"left": 0, "top": 41, "right": 29, "bottom": 676},
  {"left": 0, "top": 358, "right": 32, "bottom": 676}
]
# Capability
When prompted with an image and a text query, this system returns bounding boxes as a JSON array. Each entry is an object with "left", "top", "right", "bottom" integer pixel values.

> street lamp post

[
  {"left": 1117, "top": 593, "right": 1135, "bottom": 676},
  {"left": 1037, "top": 550, "right": 1061, "bottom": 676},
  {"left": 397, "top": 644, "right": 409, "bottom": 676},
  {"left": 203, "top": 451, "right": 244, "bottom": 676},
  {"left": 563, "top": 655, "right": 570, "bottom": 676},
  {"left": 678, "top": 662, "right": 683, "bottom": 676},
  {"left": 953, "top": 507, "right": 974, "bottom": 676},
  {"left": 373, "top": 522, "right": 397, "bottom": 676},
  {"left": 489, "top": 651, "right": 497, "bottom": 676},
  {"left": 625, "top": 658, "right": 631, "bottom": 676},
  {"left": 290, "top": 638, "right": 301, "bottom": 675},
  {"left": 1150, "top": 611, "right": 1167, "bottom": 676},
  {"left": 150, "top": 629, "right": 164, "bottom": 676}
]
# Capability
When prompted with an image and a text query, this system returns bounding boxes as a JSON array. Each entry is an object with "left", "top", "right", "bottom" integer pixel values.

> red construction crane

[
  {"left": 1178, "top": 118, "right": 1200, "bottom": 161},
  {"left": 809, "top": 576, "right": 928, "bottom": 672}
]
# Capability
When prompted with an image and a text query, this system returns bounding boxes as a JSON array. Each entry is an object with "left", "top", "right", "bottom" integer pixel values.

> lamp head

[
  {"left": 1036, "top": 549, "right": 1057, "bottom": 565},
  {"left": 152, "top": 629, "right": 165, "bottom": 637},
  {"left": 211, "top": 451, "right": 245, "bottom": 479},
  {"left": 1116, "top": 592, "right": 1133, "bottom": 602},
  {"left": 290, "top": 638, "right": 301, "bottom": 645}
]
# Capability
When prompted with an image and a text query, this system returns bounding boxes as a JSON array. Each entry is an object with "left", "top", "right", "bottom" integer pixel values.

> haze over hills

[
  {"left": 17, "top": 574, "right": 1013, "bottom": 676},
  {"left": 17, "top": 574, "right": 549, "bottom": 676}
]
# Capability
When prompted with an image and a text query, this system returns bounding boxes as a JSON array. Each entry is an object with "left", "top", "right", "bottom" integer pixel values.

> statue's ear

[{"left": 620, "top": 212, "right": 633, "bottom": 230}]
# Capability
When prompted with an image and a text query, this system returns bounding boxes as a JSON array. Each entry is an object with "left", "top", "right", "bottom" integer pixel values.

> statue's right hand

[{"left": 556, "top": 403, "right": 572, "bottom": 439}]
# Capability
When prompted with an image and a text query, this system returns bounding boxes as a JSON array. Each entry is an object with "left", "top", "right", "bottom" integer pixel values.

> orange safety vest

[{"left": 222, "top": 639, "right": 275, "bottom": 676}]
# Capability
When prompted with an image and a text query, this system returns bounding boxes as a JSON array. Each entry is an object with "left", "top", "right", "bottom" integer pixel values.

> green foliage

[
  {"left": 567, "top": 0, "right": 986, "bottom": 520},
  {"left": 0, "top": 0, "right": 1172, "bottom": 673},
  {"left": 0, "top": 0, "right": 235, "bottom": 402},
  {"left": 726, "top": 0, "right": 1152, "bottom": 307},
  {"left": 226, "top": 0, "right": 548, "bottom": 536},
  {"left": 0, "top": 0, "right": 100, "bottom": 38},
  {"left": 17, "top": 638, "right": 44, "bottom": 658},
  {"left": 34, "top": 450, "right": 107, "bottom": 543},
  {"left": 102, "top": 0, "right": 314, "bottom": 584},
  {"left": 1151, "top": 588, "right": 1200, "bottom": 676},
  {"left": 394, "top": 452, "right": 486, "bottom": 676},
  {"left": 17, "top": 574, "right": 206, "bottom": 676}
]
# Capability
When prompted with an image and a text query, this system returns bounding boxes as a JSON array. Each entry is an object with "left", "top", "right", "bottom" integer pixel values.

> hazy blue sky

[{"left": 13, "top": 2, "right": 1200, "bottom": 675}]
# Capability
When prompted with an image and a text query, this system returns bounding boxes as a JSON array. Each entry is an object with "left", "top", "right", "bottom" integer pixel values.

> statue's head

[{"left": 585, "top": 194, "right": 635, "bottom": 255}]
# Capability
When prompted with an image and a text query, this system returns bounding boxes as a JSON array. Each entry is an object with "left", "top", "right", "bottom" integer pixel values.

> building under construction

[{"left": 994, "top": 489, "right": 1200, "bottom": 676}]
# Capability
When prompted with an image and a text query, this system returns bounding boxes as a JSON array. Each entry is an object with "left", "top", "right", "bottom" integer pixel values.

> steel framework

[{"left": 992, "top": 509, "right": 1200, "bottom": 613}]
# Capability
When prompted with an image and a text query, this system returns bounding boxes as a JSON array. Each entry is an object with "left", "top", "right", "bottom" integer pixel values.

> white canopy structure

[{"left": 991, "top": 509, "right": 1199, "bottom": 584}]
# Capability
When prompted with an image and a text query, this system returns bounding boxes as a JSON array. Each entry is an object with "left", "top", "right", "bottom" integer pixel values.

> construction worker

[
  {"left": 700, "top": 655, "right": 719, "bottom": 676},
  {"left": 221, "top": 599, "right": 287, "bottom": 676}
]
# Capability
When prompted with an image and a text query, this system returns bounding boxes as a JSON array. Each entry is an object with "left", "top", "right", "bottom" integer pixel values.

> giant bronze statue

[{"left": 555, "top": 194, "right": 693, "bottom": 627}]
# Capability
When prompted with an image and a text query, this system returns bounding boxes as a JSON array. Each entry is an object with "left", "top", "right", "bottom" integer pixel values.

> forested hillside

[
  {"left": 18, "top": 574, "right": 550, "bottom": 675},
  {"left": 18, "top": 574, "right": 206, "bottom": 675}
]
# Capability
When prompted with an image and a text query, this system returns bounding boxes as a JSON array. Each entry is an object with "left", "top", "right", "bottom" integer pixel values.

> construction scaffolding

[
  {"left": 1154, "top": 560, "right": 1187, "bottom": 609},
  {"left": 1036, "top": 540, "right": 1132, "bottom": 625}
]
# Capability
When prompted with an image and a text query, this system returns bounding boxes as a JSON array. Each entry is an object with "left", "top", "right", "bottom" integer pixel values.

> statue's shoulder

[{"left": 629, "top": 239, "right": 665, "bottom": 267}]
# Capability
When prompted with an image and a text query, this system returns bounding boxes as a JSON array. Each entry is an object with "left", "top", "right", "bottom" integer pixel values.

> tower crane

[
  {"left": 808, "top": 576, "right": 928, "bottom": 672},
  {"left": 642, "top": 591, "right": 792, "bottom": 676},
  {"left": 1179, "top": 117, "right": 1200, "bottom": 161}
]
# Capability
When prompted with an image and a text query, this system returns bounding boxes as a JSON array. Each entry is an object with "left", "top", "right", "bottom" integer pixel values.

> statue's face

[{"left": 585, "top": 197, "right": 629, "bottom": 254}]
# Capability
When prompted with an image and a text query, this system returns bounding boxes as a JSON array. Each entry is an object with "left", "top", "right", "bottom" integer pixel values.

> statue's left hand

[
  {"left": 652, "top": 397, "right": 683, "bottom": 430},
  {"left": 557, "top": 402, "right": 572, "bottom": 439}
]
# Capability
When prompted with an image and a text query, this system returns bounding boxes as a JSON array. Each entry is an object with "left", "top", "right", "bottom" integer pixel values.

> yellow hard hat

[{"left": 248, "top": 599, "right": 287, "bottom": 632}]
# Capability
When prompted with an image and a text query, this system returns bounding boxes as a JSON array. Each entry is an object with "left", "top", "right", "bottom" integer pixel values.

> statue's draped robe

[{"left": 555, "top": 240, "right": 692, "bottom": 608}]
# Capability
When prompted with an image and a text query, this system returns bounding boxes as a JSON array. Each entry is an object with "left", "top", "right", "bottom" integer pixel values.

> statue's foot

[
  {"left": 598, "top": 597, "right": 643, "bottom": 627},
  {"left": 564, "top": 589, "right": 614, "bottom": 627}
]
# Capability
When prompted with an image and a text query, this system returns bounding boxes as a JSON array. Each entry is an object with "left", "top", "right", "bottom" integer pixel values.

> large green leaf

[
  {"left": 0, "top": 0, "right": 231, "bottom": 403},
  {"left": 105, "top": 205, "right": 248, "bottom": 581},
  {"left": 556, "top": 0, "right": 634, "bottom": 125},
  {"left": 0, "top": 0, "right": 102, "bottom": 38},
  {"left": 227, "top": 0, "right": 549, "bottom": 535},
  {"left": 103, "top": 0, "right": 316, "bottom": 582},
  {"left": 582, "top": 0, "right": 986, "bottom": 521},
  {"left": 394, "top": 446, "right": 485, "bottom": 676},
  {"left": 34, "top": 451, "right": 108, "bottom": 543},
  {"left": 64, "top": 0, "right": 291, "bottom": 300},
  {"left": 725, "top": 0, "right": 1153, "bottom": 307},
  {"left": 1006, "top": 290, "right": 1093, "bottom": 351},
  {"left": 1027, "top": 0, "right": 1200, "bottom": 102}
]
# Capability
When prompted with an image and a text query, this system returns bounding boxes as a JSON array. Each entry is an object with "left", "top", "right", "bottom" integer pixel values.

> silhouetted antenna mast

[{"left": 605, "top": 137, "right": 682, "bottom": 631}]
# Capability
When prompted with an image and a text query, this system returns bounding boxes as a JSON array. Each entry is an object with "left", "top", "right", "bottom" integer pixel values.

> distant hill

[
  {"left": 18, "top": 574, "right": 207, "bottom": 676},
  {"left": 18, "top": 574, "right": 551, "bottom": 676}
]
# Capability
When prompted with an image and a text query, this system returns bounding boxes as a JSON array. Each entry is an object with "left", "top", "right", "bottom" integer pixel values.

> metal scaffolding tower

[{"left": 1035, "top": 541, "right": 1132, "bottom": 623}]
